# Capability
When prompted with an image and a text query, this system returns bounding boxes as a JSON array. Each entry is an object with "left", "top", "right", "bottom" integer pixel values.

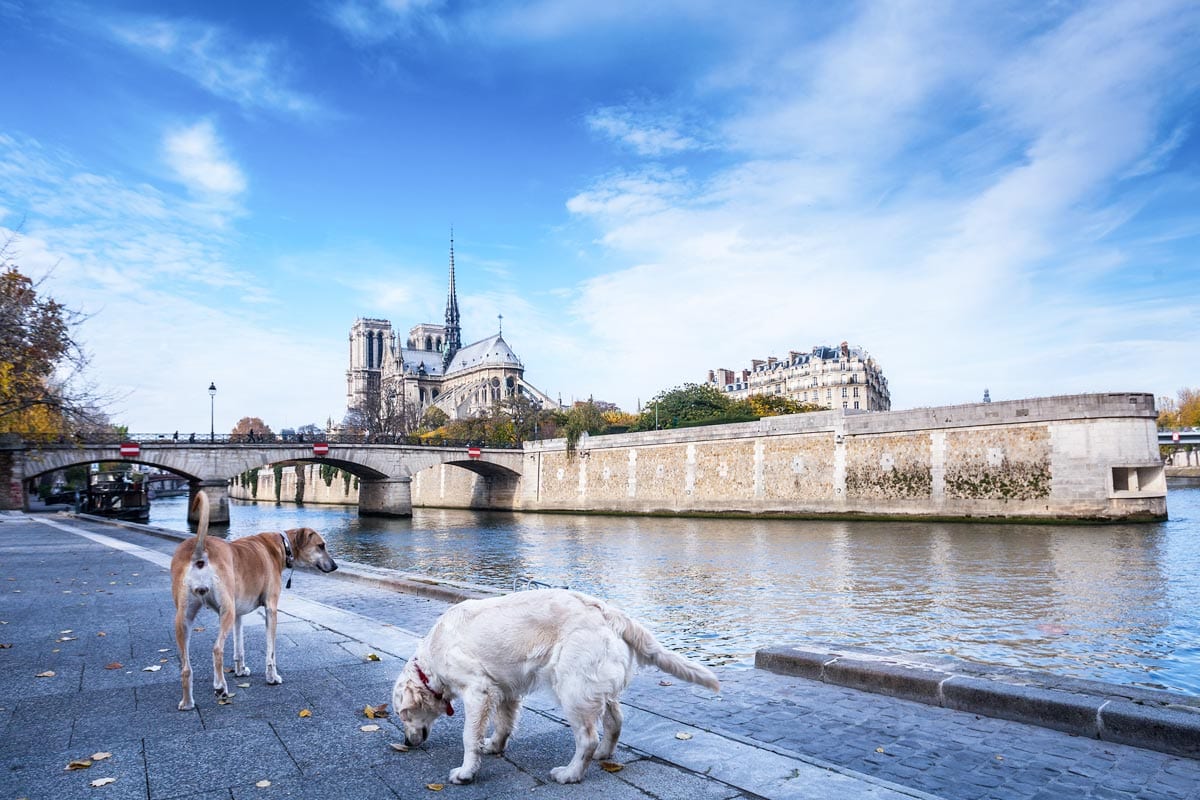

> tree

[
  {"left": 1159, "top": 388, "right": 1200, "bottom": 429},
  {"left": 740, "top": 394, "right": 823, "bottom": 418},
  {"left": 633, "top": 383, "right": 744, "bottom": 431},
  {"left": 0, "top": 235, "right": 107, "bottom": 436},
  {"left": 564, "top": 400, "right": 608, "bottom": 454},
  {"left": 232, "top": 416, "right": 273, "bottom": 438}
]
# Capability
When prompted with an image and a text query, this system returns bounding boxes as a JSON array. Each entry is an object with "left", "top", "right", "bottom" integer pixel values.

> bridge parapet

[{"left": 1, "top": 438, "right": 523, "bottom": 519}]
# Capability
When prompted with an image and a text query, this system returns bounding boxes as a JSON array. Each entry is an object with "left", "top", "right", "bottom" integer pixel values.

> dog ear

[{"left": 286, "top": 527, "right": 311, "bottom": 550}]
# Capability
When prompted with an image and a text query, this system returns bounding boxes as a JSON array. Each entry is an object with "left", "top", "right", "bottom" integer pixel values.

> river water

[{"left": 148, "top": 484, "right": 1200, "bottom": 695}]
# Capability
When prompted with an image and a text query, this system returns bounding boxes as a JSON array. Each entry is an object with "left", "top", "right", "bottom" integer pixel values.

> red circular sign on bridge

[
  {"left": 119, "top": 442, "right": 140, "bottom": 458},
  {"left": 467, "top": 446, "right": 482, "bottom": 459},
  {"left": 313, "top": 442, "right": 329, "bottom": 456}
]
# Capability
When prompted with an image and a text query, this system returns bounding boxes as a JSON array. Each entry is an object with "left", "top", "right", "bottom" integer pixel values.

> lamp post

[{"left": 208, "top": 382, "right": 217, "bottom": 443}]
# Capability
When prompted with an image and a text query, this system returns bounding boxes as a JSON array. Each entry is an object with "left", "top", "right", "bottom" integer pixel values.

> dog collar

[
  {"left": 414, "top": 661, "right": 454, "bottom": 716},
  {"left": 279, "top": 532, "right": 294, "bottom": 568},
  {"left": 279, "top": 533, "right": 295, "bottom": 589}
]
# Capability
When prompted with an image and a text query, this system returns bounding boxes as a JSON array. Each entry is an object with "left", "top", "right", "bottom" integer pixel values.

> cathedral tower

[{"left": 443, "top": 231, "right": 462, "bottom": 370}]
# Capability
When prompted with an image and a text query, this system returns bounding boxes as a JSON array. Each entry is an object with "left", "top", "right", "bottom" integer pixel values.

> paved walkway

[{"left": 2, "top": 512, "right": 1198, "bottom": 800}]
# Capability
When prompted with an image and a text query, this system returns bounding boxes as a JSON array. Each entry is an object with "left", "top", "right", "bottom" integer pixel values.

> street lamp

[{"left": 208, "top": 382, "right": 217, "bottom": 443}]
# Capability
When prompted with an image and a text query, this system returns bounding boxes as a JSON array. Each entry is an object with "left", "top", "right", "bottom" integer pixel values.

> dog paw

[
  {"left": 234, "top": 665, "right": 251, "bottom": 677},
  {"left": 265, "top": 673, "right": 283, "bottom": 686},
  {"left": 449, "top": 767, "right": 476, "bottom": 785},
  {"left": 178, "top": 700, "right": 194, "bottom": 711},
  {"left": 481, "top": 738, "right": 506, "bottom": 755},
  {"left": 550, "top": 766, "right": 583, "bottom": 784}
]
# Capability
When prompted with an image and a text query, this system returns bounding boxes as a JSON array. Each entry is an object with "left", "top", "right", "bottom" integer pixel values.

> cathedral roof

[
  {"left": 446, "top": 333, "right": 522, "bottom": 374},
  {"left": 398, "top": 348, "right": 445, "bottom": 376}
]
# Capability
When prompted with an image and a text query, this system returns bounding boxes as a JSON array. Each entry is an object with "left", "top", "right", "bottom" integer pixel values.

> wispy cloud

[
  {"left": 551, "top": 0, "right": 1200, "bottom": 410},
  {"left": 323, "top": 0, "right": 446, "bottom": 44},
  {"left": 103, "top": 16, "right": 321, "bottom": 117},
  {"left": 587, "top": 106, "right": 708, "bottom": 157},
  {"left": 163, "top": 120, "right": 246, "bottom": 197}
]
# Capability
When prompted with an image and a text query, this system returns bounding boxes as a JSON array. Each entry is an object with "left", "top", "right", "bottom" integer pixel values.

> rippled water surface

[{"left": 149, "top": 484, "right": 1200, "bottom": 694}]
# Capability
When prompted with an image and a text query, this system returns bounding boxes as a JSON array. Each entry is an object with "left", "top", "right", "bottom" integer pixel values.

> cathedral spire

[{"left": 443, "top": 228, "right": 462, "bottom": 370}]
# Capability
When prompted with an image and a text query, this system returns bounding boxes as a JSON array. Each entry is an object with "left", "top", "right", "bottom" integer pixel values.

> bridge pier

[
  {"left": 359, "top": 476, "right": 412, "bottom": 517},
  {"left": 189, "top": 481, "right": 231, "bottom": 526}
]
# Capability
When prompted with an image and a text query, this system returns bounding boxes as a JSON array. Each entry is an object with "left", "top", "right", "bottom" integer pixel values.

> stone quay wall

[
  {"left": 226, "top": 393, "right": 1165, "bottom": 522},
  {"left": 229, "top": 463, "right": 360, "bottom": 506},
  {"left": 419, "top": 393, "right": 1166, "bottom": 522}
]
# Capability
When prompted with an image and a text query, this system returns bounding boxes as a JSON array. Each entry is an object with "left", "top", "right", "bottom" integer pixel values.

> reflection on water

[{"left": 149, "top": 486, "right": 1200, "bottom": 695}]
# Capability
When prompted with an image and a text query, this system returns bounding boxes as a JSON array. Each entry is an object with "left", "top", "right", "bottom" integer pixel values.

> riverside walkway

[{"left": 1, "top": 512, "right": 1198, "bottom": 800}]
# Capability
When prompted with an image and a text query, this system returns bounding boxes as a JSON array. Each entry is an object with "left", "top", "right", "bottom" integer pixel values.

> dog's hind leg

[
  {"left": 550, "top": 698, "right": 601, "bottom": 784},
  {"left": 594, "top": 697, "right": 623, "bottom": 760},
  {"left": 263, "top": 602, "right": 282, "bottom": 685},
  {"left": 175, "top": 597, "right": 201, "bottom": 711},
  {"left": 449, "top": 686, "right": 492, "bottom": 785},
  {"left": 211, "top": 602, "right": 235, "bottom": 698},
  {"left": 482, "top": 697, "right": 520, "bottom": 754},
  {"left": 232, "top": 614, "right": 250, "bottom": 677}
]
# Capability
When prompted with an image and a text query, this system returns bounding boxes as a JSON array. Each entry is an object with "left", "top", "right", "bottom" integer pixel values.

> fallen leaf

[
  {"left": 60, "top": 629, "right": 72, "bottom": 634},
  {"left": 360, "top": 724, "right": 381, "bottom": 732},
  {"left": 157, "top": 648, "right": 170, "bottom": 653},
  {"left": 298, "top": 709, "right": 312, "bottom": 718},
  {"left": 237, "top": 683, "right": 251, "bottom": 688},
  {"left": 142, "top": 665, "right": 161, "bottom": 672},
  {"left": 91, "top": 752, "right": 112, "bottom": 761},
  {"left": 674, "top": 732, "right": 692, "bottom": 740},
  {"left": 159, "top": 659, "right": 168, "bottom": 664},
  {"left": 365, "top": 653, "right": 381, "bottom": 662},
  {"left": 256, "top": 779, "right": 272, "bottom": 788},
  {"left": 36, "top": 671, "right": 56, "bottom": 678},
  {"left": 364, "top": 703, "right": 389, "bottom": 719},
  {"left": 96, "top": 631, "right": 106, "bottom": 637},
  {"left": 389, "top": 742, "right": 410, "bottom": 752},
  {"left": 0, "top": 643, "right": 12, "bottom": 649},
  {"left": 57, "top": 636, "right": 77, "bottom": 642},
  {"left": 193, "top": 626, "right": 205, "bottom": 632},
  {"left": 600, "top": 761, "right": 624, "bottom": 773},
  {"left": 65, "top": 759, "right": 93, "bottom": 770},
  {"left": 875, "top": 747, "right": 885, "bottom": 754},
  {"left": 995, "top": 755, "right": 1005, "bottom": 761},
  {"left": 426, "top": 784, "right": 444, "bottom": 791},
  {"left": 90, "top": 777, "right": 116, "bottom": 787},
  {"left": 658, "top": 680, "right": 673, "bottom": 686},
  {"left": 105, "top": 662, "right": 123, "bottom": 670},
  {"left": 217, "top": 697, "right": 234, "bottom": 705}
]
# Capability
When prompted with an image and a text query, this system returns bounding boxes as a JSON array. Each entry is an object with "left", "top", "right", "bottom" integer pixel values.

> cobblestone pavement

[{"left": 4, "top": 513, "right": 1199, "bottom": 800}]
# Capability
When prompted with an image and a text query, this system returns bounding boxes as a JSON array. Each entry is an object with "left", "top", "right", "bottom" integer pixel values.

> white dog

[{"left": 392, "top": 588, "right": 720, "bottom": 785}]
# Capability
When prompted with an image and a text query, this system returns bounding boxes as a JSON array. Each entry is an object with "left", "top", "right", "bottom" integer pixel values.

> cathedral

[{"left": 345, "top": 236, "right": 556, "bottom": 429}]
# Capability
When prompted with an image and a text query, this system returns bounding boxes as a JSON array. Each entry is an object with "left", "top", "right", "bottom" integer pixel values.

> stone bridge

[{"left": 1, "top": 440, "right": 523, "bottom": 524}]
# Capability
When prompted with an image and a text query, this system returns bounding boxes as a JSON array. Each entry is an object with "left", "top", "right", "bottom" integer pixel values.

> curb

[{"left": 756, "top": 644, "right": 1200, "bottom": 760}]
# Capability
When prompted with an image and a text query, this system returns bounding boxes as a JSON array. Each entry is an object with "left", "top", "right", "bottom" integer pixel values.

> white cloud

[
  {"left": 163, "top": 121, "right": 246, "bottom": 197},
  {"left": 587, "top": 106, "right": 706, "bottom": 157},
  {"left": 104, "top": 17, "right": 321, "bottom": 117},
  {"left": 549, "top": 1, "right": 1200, "bottom": 412}
]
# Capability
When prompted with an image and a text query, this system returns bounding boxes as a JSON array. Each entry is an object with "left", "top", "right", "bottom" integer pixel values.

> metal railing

[{"left": 2, "top": 432, "right": 524, "bottom": 450}]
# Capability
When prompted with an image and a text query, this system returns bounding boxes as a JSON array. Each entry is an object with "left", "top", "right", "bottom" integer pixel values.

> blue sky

[{"left": 2, "top": 0, "right": 1198, "bottom": 434}]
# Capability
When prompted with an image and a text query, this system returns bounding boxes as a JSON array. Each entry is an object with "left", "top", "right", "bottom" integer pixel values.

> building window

[
  {"left": 854, "top": 401, "right": 860, "bottom": 409},
  {"left": 841, "top": 387, "right": 848, "bottom": 397},
  {"left": 853, "top": 387, "right": 860, "bottom": 397}
]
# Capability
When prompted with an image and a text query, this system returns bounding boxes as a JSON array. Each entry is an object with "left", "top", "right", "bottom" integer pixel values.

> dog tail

[
  {"left": 605, "top": 602, "right": 720, "bottom": 692},
  {"left": 189, "top": 491, "right": 210, "bottom": 563}
]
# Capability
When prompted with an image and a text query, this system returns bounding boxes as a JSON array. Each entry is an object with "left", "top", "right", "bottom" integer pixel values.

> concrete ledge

[
  {"left": 941, "top": 676, "right": 1101, "bottom": 738},
  {"left": 757, "top": 644, "right": 1200, "bottom": 760},
  {"left": 1100, "top": 699, "right": 1200, "bottom": 759}
]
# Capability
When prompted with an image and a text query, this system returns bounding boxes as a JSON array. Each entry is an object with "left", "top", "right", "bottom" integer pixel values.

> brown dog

[{"left": 170, "top": 491, "right": 338, "bottom": 710}]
